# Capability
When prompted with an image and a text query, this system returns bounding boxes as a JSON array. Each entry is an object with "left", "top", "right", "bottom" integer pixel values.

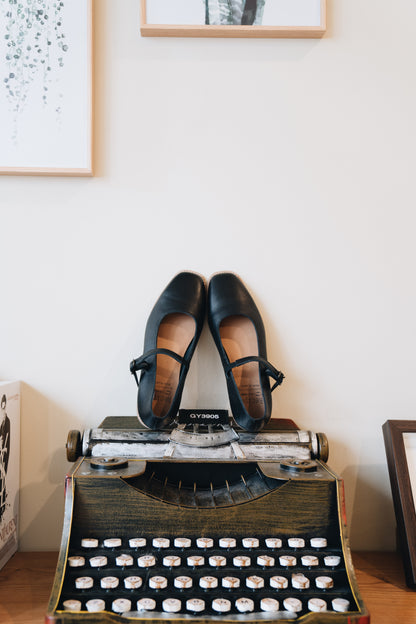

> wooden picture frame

[
  {"left": 0, "top": 0, "right": 93, "bottom": 176},
  {"left": 140, "top": 0, "right": 326, "bottom": 39},
  {"left": 383, "top": 420, "right": 416, "bottom": 588}
]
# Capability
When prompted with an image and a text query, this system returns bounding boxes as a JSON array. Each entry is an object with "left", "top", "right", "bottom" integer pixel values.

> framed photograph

[
  {"left": 0, "top": 0, "right": 93, "bottom": 176},
  {"left": 140, "top": 0, "right": 326, "bottom": 38},
  {"left": 383, "top": 420, "right": 416, "bottom": 588}
]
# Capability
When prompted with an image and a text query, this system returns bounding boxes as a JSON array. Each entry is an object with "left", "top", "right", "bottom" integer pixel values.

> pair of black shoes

[{"left": 130, "top": 272, "right": 284, "bottom": 432}]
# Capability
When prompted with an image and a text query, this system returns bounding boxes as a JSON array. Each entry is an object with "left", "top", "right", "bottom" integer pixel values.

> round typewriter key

[
  {"left": 222, "top": 576, "right": 240, "bottom": 589},
  {"left": 63, "top": 599, "right": 82, "bottom": 611},
  {"left": 288, "top": 537, "right": 305, "bottom": 548},
  {"left": 266, "top": 537, "right": 282, "bottom": 549},
  {"left": 149, "top": 575, "right": 168, "bottom": 589},
  {"left": 257, "top": 554, "right": 275, "bottom": 567},
  {"left": 129, "top": 537, "right": 146, "bottom": 548},
  {"left": 200, "top": 575, "right": 218, "bottom": 589},
  {"left": 324, "top": 555, "right": 341, "bottom": 567},
  {"left": 233, "top": 554, "right": 251, "bottom": 567},
  {"left": 309, "top": 598, "right": 327, "bottom": 612},
  {"left": 283, "top": 597, "right": 303, "bottom": 613},
  {"left": 89, "top": 555, "right": 107, "bottom": 568},
  {"left": 279, "top": 555, "right": 297, "bottom": 567},
  {"left": 187, "top": 598, "right": 205, "bottom": 613},
  {"left": 162, "top": 598, "right": 182, "bottom": 613},
  {"left": 209, "top": 555, "right": 227, "bottom": 567},
  {"left": 270, "top": 575, "right": 288, "bottom": 589},
  {"left": 116, "top": 554, "right": 133, "bottom": 567},
  {"left": 332, "top": 598, "right": 350, "bottom": 612},
  {"left": 291, "top": 573, "right": 310, "bottom": 589},
  {"left": 137, "top": 598, "right": 156, "bottom": 611},
  {"left": 100, "top": 576, "right": 119, "bottom": 589},
  {"left": 153, "top": 537, "right": 170, "bottom": 548},
  {"left": 81, "top": 538, "right": 98, "bottom": 548},
  {"left": 187, "top": 554, "right": 204, "bottom": 567},
  {"left": 174, "top": 537, "right": 191, "bottom": 548},
  {"left": 246, "top": 575, "right": 264, "bottom": 589},
  {"left": 138, "top": 555, "right": 156, "bottom": 568},
  {"left": 242, "top": 537, "right": 259, "bottom": 548},
  {"left": 163, "top": 555, "right": 181, "bottom": 567},
  {"left": 219, "top": 537, "right": 236, "bottom": 548},
  {"left": 236, "top": 597, "right": 254, "bottom": 613},
  {"left": 113, "top": 598, "right": 131, "bottom": 613},
  {"left": 316, "top": 576, "right": 334, "bottom": 589},
  {"left": 213, "top": 598, "right": 232, "bottom": 613},
  {"left": 261, "top": 598, "right": 280, "bottom": 612},
  {"left": 104, "top": 538, "right": 122, "bottom": 548},
  {"left": 311, "top": 537, "right": 327, "bottom": 548},
  {"left": 196, "top": 537, "right": 214, "bottom": 548},
  {"left": 174, "top": 575, "right": 193, "bottom": 589},
  {"left": 75, "top": 576, "right": 93, "bottom": 589},
  {"left": 124, "top": 576, "right": 142, "bottom": 589},
  {"left": 68, "top": 556, "right": 85, "bottom": 567},
  {"left": 301, "top": 555, "right": 319, "bottom": 567},
  {"left": 86, "top": 599, "right": 106, "bottom": 612}
]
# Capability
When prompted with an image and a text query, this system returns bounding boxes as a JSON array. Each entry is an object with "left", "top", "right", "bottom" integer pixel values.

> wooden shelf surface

[{"left": 0, "top": 551, "right": 415, "bottom": 623}]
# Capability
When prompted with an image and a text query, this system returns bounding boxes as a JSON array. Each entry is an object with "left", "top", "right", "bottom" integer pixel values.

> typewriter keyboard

[{"left": 59, "top": 534, "right": 359, "bottom": 618}]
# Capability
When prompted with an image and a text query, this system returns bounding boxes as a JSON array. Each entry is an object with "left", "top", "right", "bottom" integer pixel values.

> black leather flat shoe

[
  {"left": 130, "top": 272, "right": 206, "bottom": 429},
  {"left": 207, "top": 273, "right": 284, "bottom": 432}
]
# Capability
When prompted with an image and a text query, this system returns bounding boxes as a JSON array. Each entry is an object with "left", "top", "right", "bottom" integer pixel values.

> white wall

[{"left": 1, "top": 0, "right": 415, "bottom": 551}]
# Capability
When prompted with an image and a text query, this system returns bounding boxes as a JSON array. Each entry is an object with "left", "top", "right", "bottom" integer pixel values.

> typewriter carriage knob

[{"left": 66, "top": 430, "right": 82, "bottom": 462}]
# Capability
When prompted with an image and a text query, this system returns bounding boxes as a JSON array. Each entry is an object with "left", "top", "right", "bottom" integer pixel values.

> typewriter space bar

[{"left": 125, "top": 613, "right": 296, "bottom": 620}]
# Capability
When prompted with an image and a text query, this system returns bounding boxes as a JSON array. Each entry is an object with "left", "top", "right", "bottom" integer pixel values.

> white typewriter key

[
  {"left": 233, "top": 554, "right": 251, "bottom": 567},
  {"left": 138, "top": 555, "right": 156, "bottom": 568},
  {"left": 209, "top": 555, "right": 227, "bottom": 567},
  {"left": 212, "top": 598, "right": 232, "bottom": 613},
  {"left": 257, "top": 554, "right": 275, "bottom": 567},
  {"left": 89, "top": 555, "right": 107, "bottom": 568},
  {"left": 137, "top": 598, "right": 156, "bottom": 611},
  {"left": 242, "top": 537, "right": 259, "bottom": 548},
  {"left": 113, "top": 598, "right": 131, "bottom": 613},
  {"left": 316, "top": 575, "right": 334, "bottom": 589},
  {"left": 246, "top": 575, "right": 264, "bottom": 589},
  {"left": 100, "top": 576, "right": 119, "bottom": 589},
  {"left": 288, "top": 537, "right": 305, "bottom": 548},
  {"left": 81, "top": 538, "right": 98, "bottom": 549},
  {"left": 235, "top": 597, "right": 255, "bottom": 613},
  {"left": 332, "top": 598, "right": 350, "bottom": 612},
  {"left": 265, "top": 537, "right": 282, "bottom": 549},
  {"left": 325, "top": 555, "right": 341, "bottom": 567},
  {"left": 68, "top": 556, "right": 85, "bottom": 567},
  {"left": 174, "top": 537, "right": 191, "bottom": 548},
  {"left": 75, "top": 576, "right": 94, "bottom": 589},
  {"left": 116, "top": 554, "right": 133, "bottom": 567},
  {"left": 63, "top": 599, "right": 82, "bottom": 611},
  {"left": 124, "top": 576, "right": 142, "bottom": 589},
  {"left": 200, "top": 575, "right": 218, "bottom": 589},
  {"left": 283, "top": 597, "right": 303, "bottom": 613},
  {"left": 261, "top": 598, "right": 280, "bottom": 612},
  {"left": 104, "top": 538, "right": 122, "bottom": 548},
  {"left": 270, "top": 575, "right": 289, "bottom": 589},
  {"left": 219, "top": 537, "right": 236, "bottom": 548},
  {"left": 149, "top": 575, "right": 168, "bottom": 589},
  {"left": 311, "top": 537, "right": 327, "bottom": 548},
  {"left": 196, "top": 537, "right": 214, "bottom": 548},
  {"left": 301, "top": 555, "right": 319, "bottom": 567},
  {"left": 129, "top": 537, "right": 146, "bottom": 548},
  {"left": 187, "top": 554, "right": 205, "bottom": 567},
  {"left": 174, "top": 575, "right": 193, "bottom": 589},
  {"left": 292, "top": 573, "right": 310, "bottom": 589},
  {"left": 279, "top": 555, "right": 297, "bottom": 567},
  {"left": 163, "top": 555, "right": 181, "bottom": 567},
  {"left": 187, "top": 598, "right": 205, "bottom": 613},
  {"left": 222, "top": 576, "right": 240, "bottom": 589},
  {"left": 153, "top": 537, "right": 170, "bottom": 548},
  {"left": 309, "top": 598, "right": 327, "bottom": 612},
  {"left": 162, "top": 598, "right": 182, "bottom": 613},
  {"left": 86, "top": 599, "right": 106, "bottom": 612}
]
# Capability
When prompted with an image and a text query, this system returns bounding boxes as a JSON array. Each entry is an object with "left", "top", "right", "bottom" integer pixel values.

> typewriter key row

[{"left": 80, "top": 536, "right": 328, "bottom": 549}]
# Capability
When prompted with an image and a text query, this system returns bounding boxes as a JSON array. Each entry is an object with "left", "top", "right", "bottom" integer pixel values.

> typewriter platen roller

[{"left": 46, "top": 414, "right": 369, "bottom": 623}]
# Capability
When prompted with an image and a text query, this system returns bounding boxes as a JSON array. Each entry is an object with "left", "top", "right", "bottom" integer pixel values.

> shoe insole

[
  {"left": 152, "top": 313, "right": 195, "bottom": 418},
  {"left": 219, "top": 316, "right": 265, "bottom": 419}
]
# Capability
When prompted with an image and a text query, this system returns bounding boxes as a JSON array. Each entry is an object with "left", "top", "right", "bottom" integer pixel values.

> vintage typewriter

[{"left": 46, "top": 410, "right": 369, "bottom": 623}]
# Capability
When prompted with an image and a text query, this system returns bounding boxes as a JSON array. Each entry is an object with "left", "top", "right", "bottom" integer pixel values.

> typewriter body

[{"left": 46, "top": 412, "right": 369, "bottom": 623}]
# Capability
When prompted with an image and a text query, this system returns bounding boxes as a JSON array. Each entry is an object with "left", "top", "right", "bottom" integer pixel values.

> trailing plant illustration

[
  {"left": 205, "top": 0, "right": 266, "bottom": 25},
  {"left": 1, "top": 0, "right": 68, "bottom": 142}
]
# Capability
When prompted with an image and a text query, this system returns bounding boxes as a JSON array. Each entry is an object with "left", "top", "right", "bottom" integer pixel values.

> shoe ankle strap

[
  {"left": 226, "top": 356, "right": 285, "bottom": 392},
  {"left": 130, "top": 349, "right": 189, "bottom": 387}
]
